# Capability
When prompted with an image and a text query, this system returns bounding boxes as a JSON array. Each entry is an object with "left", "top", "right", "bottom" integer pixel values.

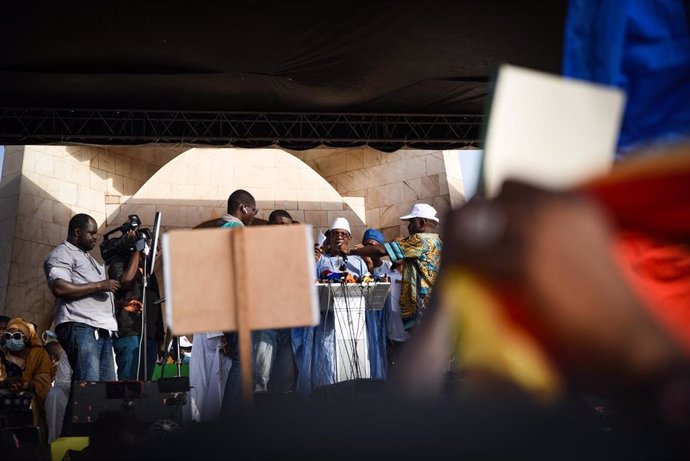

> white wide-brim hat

[
  {"left": 329, "top": 217, "right": 352, "bottom": 234},
  {"left": 179, "top": 336, "right": 193, "bottom": 348},
  {"left": 400, "top": 203, "right": 439, "bottom": 222}
]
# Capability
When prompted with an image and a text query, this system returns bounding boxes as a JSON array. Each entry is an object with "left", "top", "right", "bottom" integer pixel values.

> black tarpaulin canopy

[{"left": 0, "top": 1, "right": 567, "bottom": 149}]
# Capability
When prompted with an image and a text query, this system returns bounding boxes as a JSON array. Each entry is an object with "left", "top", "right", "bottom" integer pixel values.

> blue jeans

[
  {"left": 56, "top": 322, "right": 116, "bottom": 381},
  {"left": 253, "top": 329, "right": 296, "bottom": 392},
  {"left": 113, "top": 336, "right": 158, "bottom": 381},
  {"left": 221, "top": 329, "right": 296, "bottom": 416},
  {"left": 220, "top": 332, "right": 247, "bottom": 417}
]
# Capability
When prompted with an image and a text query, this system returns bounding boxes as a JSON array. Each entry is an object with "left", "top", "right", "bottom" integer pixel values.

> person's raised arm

[
  {"left": 108, "top": 231, "right": 141, "bottom": 288},
  {"left": 117, "top": 250, "right": 141, "bottom": 289},
  {"left": 348, "top": 243, "right": 387, "bottom": 259}
]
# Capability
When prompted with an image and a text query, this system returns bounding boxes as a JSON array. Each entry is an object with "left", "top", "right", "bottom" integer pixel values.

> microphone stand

[
  {"left": 156, "top": 307, "right": 185, "bottom": 379},
  {"left": 136, "top": 243, "right": 150, "bottom": 381}
]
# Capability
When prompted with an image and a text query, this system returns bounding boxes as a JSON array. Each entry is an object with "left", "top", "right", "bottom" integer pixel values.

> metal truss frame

[{"left": 0, "top": 108, "right": 484, "bottom": 150}]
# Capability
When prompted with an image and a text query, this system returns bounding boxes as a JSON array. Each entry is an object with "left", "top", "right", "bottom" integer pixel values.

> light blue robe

[{"left": 293, "top": 254, "right": 387, "bottom": 394}]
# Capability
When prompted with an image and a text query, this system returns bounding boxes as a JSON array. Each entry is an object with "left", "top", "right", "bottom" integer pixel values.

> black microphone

[{"left": 336, "top": 243, "right": 348, "bottom": 273}]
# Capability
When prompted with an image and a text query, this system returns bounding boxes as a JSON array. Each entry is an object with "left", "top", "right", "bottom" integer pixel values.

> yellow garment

[
  {"left": 1, "top": 318, "right": 53, "bottom": 418},
  {"left": 21, "top": 346, "right": 53, "bottom": 406},
  {"left": 384, "top": 233, "right": 442, "bottom": 319},
  {"left": 442, "top": 269, "right": 561, "bottom": 402}
]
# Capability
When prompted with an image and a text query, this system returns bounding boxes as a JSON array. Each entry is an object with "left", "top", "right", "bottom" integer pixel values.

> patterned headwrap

[{"left": 362, "top": 228, "right": 385, "bottom": 245}]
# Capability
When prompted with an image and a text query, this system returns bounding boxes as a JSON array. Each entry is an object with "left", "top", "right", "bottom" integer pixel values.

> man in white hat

[
  {"left": 348, "top": 203, "right": 442, "bottom": 337},
  {"left": 293, "top": 217, "right": 382, "bottom": 393},
  {"left": 315, "top": 217, "right": 369, "bottom": 279}
]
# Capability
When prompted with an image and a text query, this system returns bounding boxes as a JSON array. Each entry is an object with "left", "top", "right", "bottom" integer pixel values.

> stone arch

[{"left": 109, "top": 147, "right": 367, "bottom": 241}]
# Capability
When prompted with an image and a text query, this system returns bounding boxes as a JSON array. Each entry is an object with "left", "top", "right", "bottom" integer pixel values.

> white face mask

[{"left": 182, "top": 352, "right": 192, "bottom": 364}]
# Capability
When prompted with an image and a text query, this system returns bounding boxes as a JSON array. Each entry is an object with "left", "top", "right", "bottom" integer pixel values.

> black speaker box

[
  {"left": 66, "top": 380, "right": 188, "bottom": 437},
  {"left": 310, "top": 378, "right": 386, "bottom": 404}
]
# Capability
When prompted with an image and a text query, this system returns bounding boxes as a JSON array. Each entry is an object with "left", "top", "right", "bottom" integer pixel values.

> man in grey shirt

[{"left": 44, "top": 213, "right": 121, "bottom": 381}]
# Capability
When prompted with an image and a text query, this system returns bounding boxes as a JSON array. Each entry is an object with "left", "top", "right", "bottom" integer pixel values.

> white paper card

[{"left": 483, "top": 65, "right": 625, "bottom": 197}]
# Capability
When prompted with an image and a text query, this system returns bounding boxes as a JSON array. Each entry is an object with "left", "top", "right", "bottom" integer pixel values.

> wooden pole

[{"left": 233, "top": 230, "right": 254, "bottom": 405}]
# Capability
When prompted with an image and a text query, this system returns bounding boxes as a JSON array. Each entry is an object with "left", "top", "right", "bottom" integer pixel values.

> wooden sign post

[{"left": 162, "top": 225, "right": 319, "bottom": 404}]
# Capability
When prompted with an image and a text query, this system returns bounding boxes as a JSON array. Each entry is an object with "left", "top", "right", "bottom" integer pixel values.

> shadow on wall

[
  {"left": 63, "top": 145, "right": 188, "bottom": 198},
  {"left": 3, "top": 175, "right": 83, "bottom": 330}
]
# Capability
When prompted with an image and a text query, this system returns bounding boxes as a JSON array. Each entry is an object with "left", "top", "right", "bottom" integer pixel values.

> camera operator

[{"left": 108, "top": 230, "right": 165, "bottom": 381}]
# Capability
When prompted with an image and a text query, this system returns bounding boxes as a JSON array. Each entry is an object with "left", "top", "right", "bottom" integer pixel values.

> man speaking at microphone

[{"left": 108, "top": 232, "right": 165, "bottom": 381}]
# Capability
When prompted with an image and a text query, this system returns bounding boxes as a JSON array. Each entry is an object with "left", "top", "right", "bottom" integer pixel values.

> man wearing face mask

[
  {"left": 0, "top": 318, "right": 53, "bottom": 426},
  {"left": 44, "top": 213, "right": 120, "bottom": 381},
  {"left": 179, "top": 336, "right": 193, "bottom": 364}
]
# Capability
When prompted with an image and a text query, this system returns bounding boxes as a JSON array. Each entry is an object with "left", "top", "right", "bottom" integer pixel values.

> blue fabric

[
  {"left": 113, "top": 335, "right": 158, "bottom": 380},
  {"left": 56, "top": 322, "right": 116, "bottom": 381},
  {"left": 218, "top": 217, "right": 245, "bottom": 416},
  {"left": 365, "top": 309, "right": 387, "bottom": 379},
  {"left": 384, "top": 241, "right": 405, "bottom": 262},
  {"left": 563, "top": 0, "right": 690, "bottom": 153},
  {"left": 362, "top": 228, "right": 385, "bottom": 245},
  {"left": 253, "top": 328, "right": 296, "bottom": 392},
  {"left": 292, "top": 310, "right": 387, "bottom": 395},
  {"left": 221, "top": 336, "right": 244, "bottom": 415},
  {"left": 293, "top": 257, "right": 388, "bottom": 396},
  {"left": 316, "top": 254, "right": 369, "bottom": 278},
  {"left": 297, "top": 254, "right": 385, "bottom": 394}
]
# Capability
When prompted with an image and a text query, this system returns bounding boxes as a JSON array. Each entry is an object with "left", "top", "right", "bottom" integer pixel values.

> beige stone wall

[
  {"left": 0, "top": 144, "right": 463, "bottom": 330},
  {"left": 0, "top": 147, "right": 23, "bottom": 316},
  {"left": 293, "top": 148, "right": 466, "bottom": 240},
  {"left": 0, "top": 145, "right": 185, "bottom": 327},
  {"left": 111, "top": 147, "right": 365, "bottom": 241}
]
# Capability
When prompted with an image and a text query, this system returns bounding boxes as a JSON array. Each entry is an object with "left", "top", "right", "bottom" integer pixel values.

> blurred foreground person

[
  {"left": 394, "top": 152, "right": 690, "bottom": 457},
  {"left": 440, "top": 182, "right": 687, "bottom": 394}
]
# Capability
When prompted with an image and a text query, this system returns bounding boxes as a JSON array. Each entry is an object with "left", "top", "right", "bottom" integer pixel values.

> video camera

[{"left": 100, "top": 214, "right": 151, "bottom": 265}]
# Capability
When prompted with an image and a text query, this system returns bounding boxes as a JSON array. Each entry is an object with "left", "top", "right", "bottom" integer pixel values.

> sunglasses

[
  {"left": 2, "top": 331, "right": 25, "bottom": 341},
  {"left": 243, "top": 204, "right": 260, "bottom": 215}
]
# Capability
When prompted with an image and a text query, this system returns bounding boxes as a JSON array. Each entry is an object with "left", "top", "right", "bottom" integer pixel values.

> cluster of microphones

[{"left": 318, "top": 270, "right": 385, "bottom": 284}]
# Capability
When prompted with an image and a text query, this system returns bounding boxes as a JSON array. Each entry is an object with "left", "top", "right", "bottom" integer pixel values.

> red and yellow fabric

[{"left": 444, "top": 148, "right": 690, "bottom": 400}]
